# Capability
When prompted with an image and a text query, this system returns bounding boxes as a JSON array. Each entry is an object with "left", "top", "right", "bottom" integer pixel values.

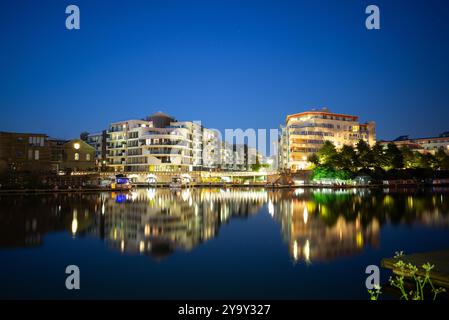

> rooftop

[
  {"left": 286, "top": 108, "right": 359, "bottom": 122},
  {"left": 147, "top": 111, "right": 175, "bottom": 119}
]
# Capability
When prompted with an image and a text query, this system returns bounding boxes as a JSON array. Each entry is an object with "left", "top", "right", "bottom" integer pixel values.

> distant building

[
  {"left": 48, "top": 138, "right": 68, "bottom": 172},
  {"left": 202, "top": 128, "right": 221, "bottom": 170},
  {"left": 49, "top": 138, "right": 96, "bottom": 172},
  {"left": 219, "top": 141, "right": 235, "bottom": 171},
  {"left": 380, "top": 132, "right": 449, "bottom": 155},
  {"left": 0, "top": 132, "right": 51, "bottom": 173},
  {"left": 279, "top": 108, "right": 376, "bottom": 172},
  {"left": 86, "top": 131, "right": 107, "bottom": 170},
  {"left": 233, "top": 144, "right": 249, "bottom": 171}
]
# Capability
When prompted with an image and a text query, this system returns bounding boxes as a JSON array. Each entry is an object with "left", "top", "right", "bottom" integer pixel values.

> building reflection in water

[
  {"left": 1, "top": 188, "right": 449, "bottom": 263},
  {"left": 91, "top": 189, "right": 267, "bottom": 260},
  {"left": 268, "top": 189, "right": 380, "bottom": 263}
]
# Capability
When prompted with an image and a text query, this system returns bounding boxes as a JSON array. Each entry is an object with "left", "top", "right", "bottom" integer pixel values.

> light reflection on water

[{"left": 1, "top": 187, "right": 449, "bottom": 264}]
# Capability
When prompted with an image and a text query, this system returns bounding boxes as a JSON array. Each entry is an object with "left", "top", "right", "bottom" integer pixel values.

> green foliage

[
  {"left": 372, "top": 142, "right": 387, "bottom": 168},
  {"left": 368, "top": 285, "right": 382, "bottom": 300},
  {"left": 339, "top": 145, "right": 357, "bottom": 171},
  {"left": 356, "top": 140, "right": 374, "bottom": 169},
  {"left": 385, "top": 143, "right": 404, "bottom": 169},
  {"left": 307, "top": 153, "right": 320, "bottom": 166},
  {"left": 317, "top": 141, "right": 340, "bottom": 167},
  {"left": 311, "top": 139, "right": 449, "bottom": 174},
  {"left": 435, "top": 148, "right": 449, "bottom": 169},
  {"left": 368, "top": 251, "right": 446, "bottom": 300},
  {"left": 401, "top": 146, "right": 416, "bottom": 169},
  {"left": 311, "top": 166, "right": 352, "bottom": 181},
  {"left": 250, "top": 155, "right": 269, "bottom": 172}
]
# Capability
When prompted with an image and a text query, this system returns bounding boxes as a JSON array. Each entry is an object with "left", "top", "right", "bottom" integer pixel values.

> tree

[
  {"left": 356, "top": 140, "right": 374, "bottom": 169},
  {"left": 385, "top": 143, "right": 404, "bottom": 169},
  {"left": 307, "top": 153, "right": 320, "bottom": 166},
  {"left": 372, "top": 142, "right": 387, "bottom": 168},
  {"left": 401, "top": 145, "right": 416, "bottom": 169},
  {"left": 311, "top": 166, "right": 351, "bottom": 181},
  {"left": 435, "top": 148, "right": 449, "bottom": 170},
  {"left": 424, "top": 153, "right": 438, "bottom": 169},
  {"left": 339, "top": 145, "right": 357, "bottom": 171},
  {"left": 317, "top": 141, "right": 340, "bottom": 167},
  {"left": 80, "top": 131, "right": 89, "bottom": 141},
  {"left": 414, "top": 152, "right": 436, "bottom": 169}
]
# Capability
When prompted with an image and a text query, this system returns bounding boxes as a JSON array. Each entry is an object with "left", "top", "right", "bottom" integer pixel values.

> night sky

[{"left": 1, "top": 0, "right": 449, "bottom": 140}]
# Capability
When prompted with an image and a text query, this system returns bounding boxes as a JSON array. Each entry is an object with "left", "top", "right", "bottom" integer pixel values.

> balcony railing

[{"left": 108, "top": 127, "right": 124, "bottom": 132}]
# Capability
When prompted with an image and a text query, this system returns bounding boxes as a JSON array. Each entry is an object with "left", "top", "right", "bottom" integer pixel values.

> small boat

[
  {"left": 169, "top": 174, "right": 193, "bottom": 188},
  {"left": 110, "top": 175, "right": 133, "bottom": 190},
  {"left": 169, "top": 177, "right": 183, "bottom": 189}
]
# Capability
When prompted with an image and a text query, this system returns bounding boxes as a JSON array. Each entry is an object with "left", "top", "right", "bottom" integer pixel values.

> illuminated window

[
  {"left": 86, "top": 154, "right": 91, "bottom": 161},
  {"left": 34, "top": 150, "right": 39, "bottom": 160},
  {"left": 75, "top": 153, "right": 79, "bottom": 161},
  {"left": 74, "top": 143, "right": 80, "bottom": 150}
]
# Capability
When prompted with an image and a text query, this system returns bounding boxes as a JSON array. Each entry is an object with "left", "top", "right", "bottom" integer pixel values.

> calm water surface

[{"left": 1, "top": 187, "right": 449, "bottom": 299}]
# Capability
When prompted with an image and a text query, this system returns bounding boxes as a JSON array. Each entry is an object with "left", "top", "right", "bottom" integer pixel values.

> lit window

[
  {"left": 34, "top": 150, "right": 39, "bottom": 160},
  {"left": 74, "top": 143, "right": 80, "bottom": 150},
  {"left": 75, "top": 153, "right": 79, "bottom": 160},
  {"left": 86, "top": 154, "right": 91, "bottom": 161}
]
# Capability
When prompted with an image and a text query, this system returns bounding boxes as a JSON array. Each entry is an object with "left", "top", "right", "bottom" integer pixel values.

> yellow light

[
  {"left": 139, "top": 241, "right": 145, "bottom": 253},
  {"left": 74, "top": 143, "right": 80, "bottom": 150},
  {"left": 303, "top": 206, "right": 308, "bottom": 224},
  {"left": 303, "top": 240, "right": 310, "bottom": 263},
  {"left": 356, "top": 231, "right": 363, "bottom": 248},
  {"left": 407, "top": 196, "right": 414, "bottom": 209},
  {"left": 71, "top": 217, "right": 78, "bottom": 235},
  {"left": 293, "top": 240, "right": 298, "bottom": 261}
]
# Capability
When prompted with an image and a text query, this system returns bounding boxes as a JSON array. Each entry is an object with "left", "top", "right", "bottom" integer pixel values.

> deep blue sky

[{"left": 1, "top": 0, "right": 449, "bottom": 140}]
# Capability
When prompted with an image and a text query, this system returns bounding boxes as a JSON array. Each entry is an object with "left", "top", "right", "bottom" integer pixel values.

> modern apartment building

[
  {"left": 202, "top": 128, "right": 221, "bottom": 170},
  {"left": 106, "top": 112, "right": 220, "bottom": 172},
  {"left": 219, "top": 141, "right": 236, "bottom": 171},
  {"left": 380, "top": 132, "right": 449, "bottom": 155},
  {"left": 279, "top": 108, "right": 376, "bottom": 172},
  {"left": 86, "top": 131, "right": 107, "bottom": 169},
  {"left": 218, "top": 143, "right": 251, "bottom": 171}
]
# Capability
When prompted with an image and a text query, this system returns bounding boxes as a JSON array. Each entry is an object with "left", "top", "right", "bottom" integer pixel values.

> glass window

[
  {"left": 86, "top": 154, "right": 91, "bottom": 161},
  {"left": 34, "top": 150, "right": 39, "bottom": 160},
  {"left": 75, "top": 153, "right": 79, "bottom": 161}
]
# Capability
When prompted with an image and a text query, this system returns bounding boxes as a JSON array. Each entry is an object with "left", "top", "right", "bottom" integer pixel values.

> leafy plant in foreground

[{"left": 368, "top": 251, "right": 446, "bottom": 300}]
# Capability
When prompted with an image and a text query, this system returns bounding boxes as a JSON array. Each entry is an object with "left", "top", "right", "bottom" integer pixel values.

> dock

[{"left": 382, "top": 250, "right": 449, "bottom": 288}]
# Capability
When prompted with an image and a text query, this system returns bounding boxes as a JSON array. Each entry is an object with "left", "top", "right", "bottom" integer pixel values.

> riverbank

[{"left": 2, "top": 182, "right": 448, "bottom": 194}]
